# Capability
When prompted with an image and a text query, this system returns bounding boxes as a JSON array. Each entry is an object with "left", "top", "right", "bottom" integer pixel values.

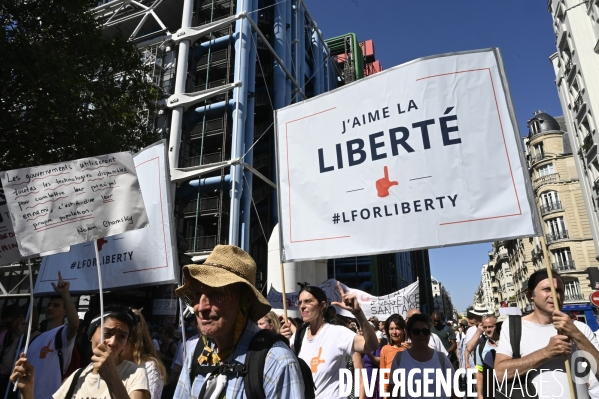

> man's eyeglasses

[{"left": 411, "top": 328, "right": 431, "bottom": 336}]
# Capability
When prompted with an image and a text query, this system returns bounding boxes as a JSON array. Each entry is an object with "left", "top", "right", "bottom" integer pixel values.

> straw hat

[{"left": 176, "top": 245, "right": 271, "bottom": 322}]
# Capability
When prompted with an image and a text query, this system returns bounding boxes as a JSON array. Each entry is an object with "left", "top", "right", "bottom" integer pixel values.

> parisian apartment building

[
  {"left": 474, "top": 112, "right": 599, "bottom": 328},
  {"left": 548, "top": 0, "right": 599, "bottom": 258}
]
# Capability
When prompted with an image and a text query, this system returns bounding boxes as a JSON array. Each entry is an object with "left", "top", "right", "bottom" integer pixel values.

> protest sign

[
  {"left": 153, "top": 299, "right": 178, "bottom": 316},
  {"left": 266, "top": 279, "right": 419, "bottom": 320},
  {"left": 275, "top": 48, "right": 540, "bottom": 262},
  {"left": 0, "top": 152, "right": 149, "bottom": 256},
  {"left": 0, "top": 189, "right": 70, "bottom": 266},
  {"left": 0, "top": 189, "right": 21, "bottom": 265},
  {"left": 35, "top": 141, "right": 177, "bottom": 294}
]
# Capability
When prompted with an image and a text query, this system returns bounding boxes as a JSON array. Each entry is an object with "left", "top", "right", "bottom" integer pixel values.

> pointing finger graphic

[{"left": 376, "top": 166, "right": 398, "bottom": 198}]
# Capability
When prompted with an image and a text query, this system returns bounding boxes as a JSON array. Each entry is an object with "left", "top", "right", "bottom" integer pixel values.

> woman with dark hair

[
  {"left": 379, "top": 314, "right": 409, "bottom": 394},
  {"left": 10, "top": 307, "right": 150, "bottom": 399},
  {"left": 389, "top": 313, "right": 454, "bottom": 399},
  {"left": 280, "top": 283, "right": 378, "bottom": 399},
  {"left": 120, "top": 309, "right": 166, "bottom": 399}
]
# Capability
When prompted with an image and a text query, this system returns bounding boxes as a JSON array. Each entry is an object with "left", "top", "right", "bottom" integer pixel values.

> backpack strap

[
  {"left": 64, "top": 366, "right": 85, "bottom": 399},
  {"left": 293, "top": 323, "right": 309, "bottom": 355},
  {"left": 244, "top": 329, "right": 287, "bottom": 399},
  {"left": 55, "top": 326, "right": 66, "bottom": 377},
  {"left": 189, "top": 337, "right": 205, "bottom": 385},
  {"left": 509, "top": 315, "right": 521, "bottom": 359}
]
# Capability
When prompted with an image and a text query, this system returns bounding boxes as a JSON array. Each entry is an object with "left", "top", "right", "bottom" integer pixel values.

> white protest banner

[
  {"left": 266, "top": 279, "right": 419, "bottom": 320},
  {"left": 153, "top": 299, "right": 178, "bottom": 316},
  {"left": 0, "top": 152, "right": 149, "bottom": 256},
  {"left": 35, "top": 141, "right": 177, "bottom": 294},
  {"left": 275, "top": 48, "right": 540, "bottom": 262}
]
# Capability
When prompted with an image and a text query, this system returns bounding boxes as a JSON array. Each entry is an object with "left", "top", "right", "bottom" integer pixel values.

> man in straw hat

[{"left": 173, "top": 245, "right": 304, "bottom": 399}]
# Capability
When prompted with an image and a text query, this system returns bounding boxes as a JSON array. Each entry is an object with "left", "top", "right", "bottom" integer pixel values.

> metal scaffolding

[{"left": 92, "top": 0, "right": 341, "bottom": 279}]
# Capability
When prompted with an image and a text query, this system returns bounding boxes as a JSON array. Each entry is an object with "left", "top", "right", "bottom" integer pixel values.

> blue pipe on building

[
  {"left": 240, "top": 0, "right": 257, "bottom": 251},
  {"left": 228, "top": 0, "right": 252, "bottom": 247},
  {"left": 273, "top": 0, "right": 287, "bottom": 110},
  {"left": 188, "top": 99, "right": 235, "bottom": 125},
  {"left": 179, "top": 174, "right": 232, "bottom": 203},
  {"left": 193, "top": 35, "right": 232, "bottom": 58},
  {"left": 285, "top": 0, "right": 292, "bottom": 104}
]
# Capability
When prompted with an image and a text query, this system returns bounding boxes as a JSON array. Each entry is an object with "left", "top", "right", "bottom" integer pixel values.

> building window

[
  {"left": 546, "top": 216, "right": 566, "bottom": 235},
  {"left": 538, "top": 163, "right": 555, "bottom": 177},
  {"left": 564, "top": 279, "right": 583, "bottom": 301},
  {"left": 530, "top": 119, "right": 541, "bottom": 134},
  {"left": 541, "top": 191, "right": 560, "bottom": 208},
  {"left": 553, "top": 248, "right": 573, "bottom": 269},
  {"left": 533, "top": 143, "right": 545, "bottom": 160}
]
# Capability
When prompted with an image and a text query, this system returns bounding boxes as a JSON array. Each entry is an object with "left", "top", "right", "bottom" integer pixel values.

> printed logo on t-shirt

[
  {"left": 39, "top": 340, "right": 54, "bottom": 359},
  {"left": 310, "top": 347, "right": 325, "bottom": 373}
]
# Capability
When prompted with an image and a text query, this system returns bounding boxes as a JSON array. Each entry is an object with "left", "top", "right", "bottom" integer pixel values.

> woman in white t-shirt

[
  {"left": 11, "top": 307, "right": 150, "bottom": 399},
  {"left": 389, "top": 313, "right": 455, "bottom": 399},
  {"left": 280, "top": 283, "right": 379, "bottom": 399}
]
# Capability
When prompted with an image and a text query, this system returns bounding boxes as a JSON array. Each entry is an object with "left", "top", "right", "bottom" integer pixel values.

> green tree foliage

[{"left": 0, "top": 0, "right": 160, "bottom": 171}]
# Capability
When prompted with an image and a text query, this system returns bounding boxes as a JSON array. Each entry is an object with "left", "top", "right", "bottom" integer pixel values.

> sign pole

[
  {"left": 540, "top": 235, "right": 575, "bottom": 398},
  {"left": 280, "top": 262, "right": 288, "bottom": 324},
  {"left": 94, "top": 239, "right": 104, "bottom": 389},
  {"left": 10, "top": 261, "right": 34, "bottom": 393},
  {"left": 178, "top": 298, "right": 187, "bottom": 361}
]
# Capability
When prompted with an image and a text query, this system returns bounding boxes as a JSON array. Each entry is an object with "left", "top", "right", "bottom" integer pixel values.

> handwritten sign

[
  {"left": 0, "top": 189, "right": 20, "bottom": 265},
  {"left": 0, "top": 189, "right": 70, "bottom": 266},
  {"left": 0, "top": 153, "right": 149, "bottom": 256},
  {"left": 34, "top": 141, "right": 178, "bottom": 293}
]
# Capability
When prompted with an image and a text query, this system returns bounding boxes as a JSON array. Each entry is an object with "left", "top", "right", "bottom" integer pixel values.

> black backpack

[
  {"left": 190, "top": 329, "right": 315, "bottom": 399},
  {"left": 493, "top": 315, "right": 538, "bottom": 399}
]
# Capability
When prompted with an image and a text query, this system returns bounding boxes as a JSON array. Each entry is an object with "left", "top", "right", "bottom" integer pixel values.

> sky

[{"left": 303, "top": 0, "right": 563, "bottom": 312}]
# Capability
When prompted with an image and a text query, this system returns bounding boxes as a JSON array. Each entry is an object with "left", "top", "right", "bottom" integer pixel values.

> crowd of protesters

[{"left": 3, "top": 245, "right": 599, "bottom": 398}]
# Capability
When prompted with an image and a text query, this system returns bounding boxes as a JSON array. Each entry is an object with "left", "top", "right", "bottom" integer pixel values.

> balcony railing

[
  {"left": 533, "top": 173, "right": 559, "bottom": 189},
  {"left": 573, "top": 93, "right": 584, "bottom": 114},
  {"left": 565, "top": 293, "right": 585, "bottom": 302},
  {"left": 546, "top": 230, "right": 569, "bottom": 244},
  {"left": 183, "top": 196, "right": 221, "bottom": 215},
  {"left": 583, "top": 133, "right": 594, "bottom": 152},
  {"left": 187, "top": 235, "right": 227, "bottom": 252},
  {"left": 564, "top": 57, "right": 573, "bottom": 75},
  {"left": 552, "top": 260, "right": 576, "bottom": 272},
  {"left": 540, "top": 201, "right": 563, "bottom": 215}
]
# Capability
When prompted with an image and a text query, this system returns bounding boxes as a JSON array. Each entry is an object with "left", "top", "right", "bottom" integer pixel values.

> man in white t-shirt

[
  {"left": 26, "top": 272, "right": 79, "bottom": 399},
  {"left": 495, "top": 269, "right": 599, "bottom": 398}
]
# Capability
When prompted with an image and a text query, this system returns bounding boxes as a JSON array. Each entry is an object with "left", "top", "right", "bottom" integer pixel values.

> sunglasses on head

[{"left": 411, "top": 328, "right": 431, "bottom": 336}]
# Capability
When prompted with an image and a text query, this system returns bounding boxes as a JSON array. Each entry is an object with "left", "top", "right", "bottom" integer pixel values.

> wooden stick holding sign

[
  {"left": 280, "top": 263, "right": 288, "bottom": 324},
  {"left": 540, "top": 235, "right": 576, "bottom": 398},
  {"left": 94, "top": 239, "right": 104, "bottom": 388}
]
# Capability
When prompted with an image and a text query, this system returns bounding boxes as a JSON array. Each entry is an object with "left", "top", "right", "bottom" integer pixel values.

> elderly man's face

[{"left": 193, "top": 282, "right": 243, "bottom": 342}]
